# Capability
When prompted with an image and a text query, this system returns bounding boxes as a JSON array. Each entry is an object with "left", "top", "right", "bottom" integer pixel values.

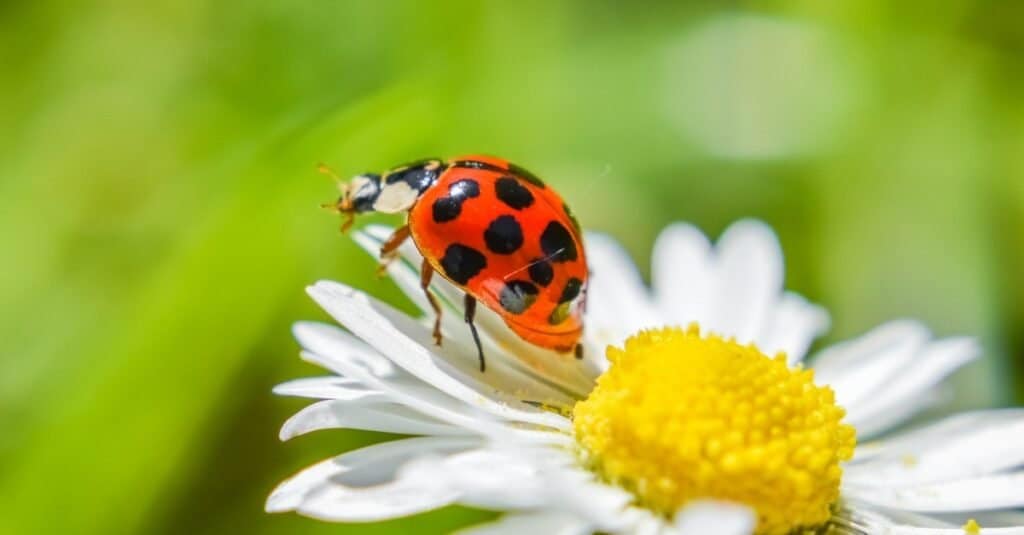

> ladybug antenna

[
  {"left": 317, "top": 162, "right": 343, "bottom": 183},
  {"left": 318, "top": 162, "right": 356, "bottom": 233}
]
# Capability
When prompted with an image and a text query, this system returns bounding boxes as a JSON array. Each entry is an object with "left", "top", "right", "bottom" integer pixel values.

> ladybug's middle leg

[
  {"left": 377, "top": 225, "right": 410, "bottom": 276},
  {"left": 420, "top": 259, "right": 443, "bottom": 346},
  {"left": 464, "top": 294, "right": 486, "bottom": 372}
]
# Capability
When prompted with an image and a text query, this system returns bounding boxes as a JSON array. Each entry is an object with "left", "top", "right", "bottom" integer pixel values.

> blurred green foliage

[{"left": 1, "top": 1, "right": 1022, "bottom": 534}]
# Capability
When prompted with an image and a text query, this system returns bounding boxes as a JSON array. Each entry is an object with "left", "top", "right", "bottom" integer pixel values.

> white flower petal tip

[
  {"left": 813, "top": 319, "right": 983, "bottom": 437},
  {"left": 266, "top": 436, "right": 480, "bottom": 520},
  {"left": 650, "top": 218, "right": 826, "bottom": 361},
  {"left": 291, "top": 320, "right": 396, "bottom": 377},
  {"left": 277, "top": 399, "right": 464, "bottom": 441},
  {"left": 673, "top": 501, "right": 756, "bottom": 535},
  {"left": 271, "top": 377, "right": 381, "bottom": 401},
  {"left": 307, "top": 279, "right": 361, "bottom": 306}
]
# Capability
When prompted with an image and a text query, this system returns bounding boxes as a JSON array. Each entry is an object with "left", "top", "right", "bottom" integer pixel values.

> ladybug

[{"left": 324, "top": 155, "right": 587, "bottom": 371}]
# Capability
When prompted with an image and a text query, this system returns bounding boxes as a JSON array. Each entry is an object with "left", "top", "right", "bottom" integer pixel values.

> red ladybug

[{"left": 325, "top": 155, "right": 587, "bottom": 371}]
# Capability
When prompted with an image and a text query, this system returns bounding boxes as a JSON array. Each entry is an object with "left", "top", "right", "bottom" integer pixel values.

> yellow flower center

[{"left": 572, "top": 326, "right": 856, "bottom": 535}]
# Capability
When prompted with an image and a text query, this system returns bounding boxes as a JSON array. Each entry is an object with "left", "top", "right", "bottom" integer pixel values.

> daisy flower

[{"left": 267, "top": 220, "right": 1024, "bottom": 534}]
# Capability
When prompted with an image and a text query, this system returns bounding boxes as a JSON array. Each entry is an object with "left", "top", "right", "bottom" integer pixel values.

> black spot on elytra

[
  {"left": 432, "top": 198, "right": 460, "bottom": 222},
  {"left": 540, "top": 221, "right": 577, "bottom": 262},
  {"left": 440, "top": 244, "right": 487, "bottom": 285},
  {"left": 431, "top": 179, "right": 480, "bottom": 223},
  {"left": 527, "top": 259, "right": 554, "bottom": 287},
  {"left": 483, "top": 215, "right": 524, "bottom": 254},
  {"left": 509, "top": 163, "right": 546, "bottom": 188},
  {"left": 449, "top": 178, "right": 480, "bottom": 199},
  {"left": 498, "top": 280, "right": 539, "bottom": 314},
  {"left": 559, "top": 277, "right": 583, "bottom": 303},
  {"left": 495, "top": 176, "right": 534, "bottom": 210}
]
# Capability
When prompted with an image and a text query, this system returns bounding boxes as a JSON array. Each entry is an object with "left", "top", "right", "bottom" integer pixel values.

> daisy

[{"left": 267, "top": 220, "right": 1024, "bottom": 534}]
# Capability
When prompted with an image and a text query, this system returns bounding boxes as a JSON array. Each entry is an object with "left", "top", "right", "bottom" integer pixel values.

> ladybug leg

[
  {"left": 376, "top": 225, "right": 410, "bottom": 276},
  {"left": 574, "top": 344, "right": 584, "bottom": 360},
  {"left": 464, "top": 294, "right": 486, "bottom": 372},
  {"left": 420, "top": 259, "right": 443, "bottom": 346}
]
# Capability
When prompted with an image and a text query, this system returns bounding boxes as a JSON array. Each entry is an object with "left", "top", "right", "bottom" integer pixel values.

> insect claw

[
  {"left": 340, "top": 213, "right": 355, "bottom": 233},
  {"left": 375, "top": 254, "right": 396, "bottom": 277}
]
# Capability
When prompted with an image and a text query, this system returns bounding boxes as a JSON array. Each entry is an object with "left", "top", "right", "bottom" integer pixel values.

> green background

[{"left": 2, "top": 2, "right": 1022, "bottom": 534}]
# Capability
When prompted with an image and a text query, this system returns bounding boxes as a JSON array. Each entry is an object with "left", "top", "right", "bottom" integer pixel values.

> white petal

[
  {"left": 813, "top": 320, "right": 931, "bottom": 407},
  {"left": 584, "top": 232, "right": 660, "bottom": 347},
  {"left": 847, "top": 409, "right": 1024, "bottom": 486},
  {"left": 844, "top": 337, "right": 980, "bottom": 436},
  {"left": 849, "top": 409, "right": 1016, "bottom": 464},
  {"left": 923, "top": 511, "right": 1024, "bottom": 529},
  {"left": 430, "top": 447, "right": 552, "bottom": 510},
  {"left": 538, "top": 467, "right": 635, "bottom": 531},
  {"left": 279, "top": 399, "right": 466, "bottom": 440},
  {"left": 305, "top": 281, "right": 573, "bottom": 432},
  {"left": 755, "top": 292, "right": 830, "bottom": 364},
  {"left": 267, "top": 436, "right": 479, "bottom": 517},
  {"left": 300, "top": 347, "right": 570, "bottom": 446},
  {"left": 838, "top": 507, "right": 1024, "bottom": 534},
  {"left": 295, "top": 325, "right": 536, "bottom": 438},
  {"left": 880, "top": 526, "right": 1024, "bottom": 534},
  {"left": 272, "top": 376, "right": 384, "bottom": 401},
  {"left": 819, "top": 319, "right": 978, "bottom": 436},
  {"left": 632, "top": 513, "right": 672, "bottom": 535},
  {"left": 811, "top": 319, "right": 980, "bottom": 437},
  {"left": 295, "top": 322, "right": 541, "bottom": 433},
  {"left": 707, "top": 220, "right": 784, "bottom": 342},
  {"left": 295, "top": 322, "right": 570, "bottom": 439},
  {"left": 846, "top": 471, "right": 1024, "bottom": 512},
  {"left": 293, "top": 320, "right": 397, "bottom": 378},
  {"left": 444, "top": 444, "right": 633, "bottom": 530},
  {"left": 356, "top": 226, "right": 600, "bottom": 398},
  {"left": 456, "top": 512, "right": 590, "bottom": 535},
  {"left": 651, "top": 220, "right": 826, "bottom": 362},
  {"left": 298, "top": 482, "right": 460, "bottom": 522},
  {"left": 398, "top": 442, "right": 633, "bottom": 533},
  {"left": 674, "top": 501, "right": 756, "bottom": 535},
  {"left": 652, "top": 223, "right": 714, "bottom": 329}
]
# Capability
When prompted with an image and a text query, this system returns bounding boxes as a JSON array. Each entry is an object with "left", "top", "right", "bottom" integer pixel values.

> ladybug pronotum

[{"left": 325, "top": 155, "right": 587, "bottom": 371}]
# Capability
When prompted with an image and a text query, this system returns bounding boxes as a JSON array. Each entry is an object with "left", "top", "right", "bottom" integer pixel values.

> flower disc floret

[{"left": 573, "top": 326, "right": 856, "bottom": 535}]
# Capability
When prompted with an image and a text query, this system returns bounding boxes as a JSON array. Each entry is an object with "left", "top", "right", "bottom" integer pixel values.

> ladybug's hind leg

[
  {"left": 377, "top": 225, "right": 410, "bottom": 276},
  {"left": 419, "top": 259, "right": 443, "bottom": 346},
  {"left": 464, "top": 294, "right": 486, "bottom": 372}
]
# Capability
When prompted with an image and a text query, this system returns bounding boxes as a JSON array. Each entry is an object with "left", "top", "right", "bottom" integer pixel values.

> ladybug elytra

[{"left": 325, "top": 155, "right": 587, "bottom": 372}]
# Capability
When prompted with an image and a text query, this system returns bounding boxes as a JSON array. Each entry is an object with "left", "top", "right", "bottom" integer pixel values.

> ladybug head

[
  {"left": 322, "top": 159, "right": 444, "bottom": 233},
  {"left": 322, "top": 171, "right": 381, "bottom": 233},
  {"left": 340, "top": 173, "right": 384, "bottom": 214}
]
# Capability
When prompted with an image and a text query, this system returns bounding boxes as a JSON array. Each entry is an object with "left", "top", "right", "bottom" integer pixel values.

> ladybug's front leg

[
  {"left": 419, "top": 259, "right": 443, "bottom": 346},
  {"left": 376, "top": 225, "right": 410, "bottom": 276}
]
